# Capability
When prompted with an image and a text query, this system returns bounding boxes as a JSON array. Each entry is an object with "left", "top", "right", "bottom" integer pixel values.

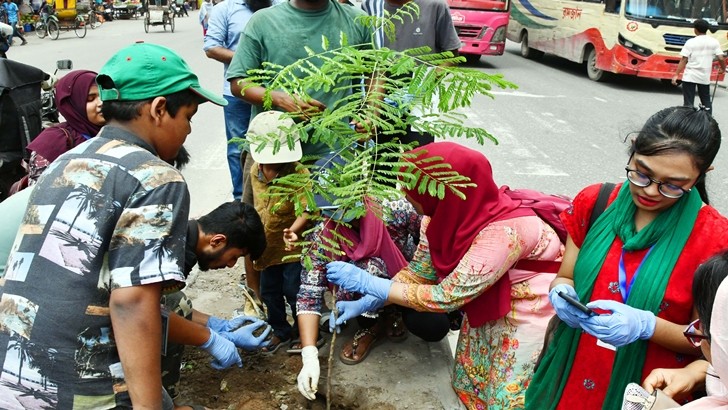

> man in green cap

[{"left": 0, "top": 42, "right": 225, "bottom": 410}]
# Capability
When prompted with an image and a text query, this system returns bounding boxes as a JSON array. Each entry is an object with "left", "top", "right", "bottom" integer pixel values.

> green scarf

[{"left": 525, "top": 183, "right": 702, "bottom": 410}]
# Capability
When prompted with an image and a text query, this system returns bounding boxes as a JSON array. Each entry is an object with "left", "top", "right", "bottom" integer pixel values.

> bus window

[
  {"left": 605, "top": 0, "right": 620, "bottom": 13},
  {"left": 626, "top": 0, "right": 728, "bottom": 24}
]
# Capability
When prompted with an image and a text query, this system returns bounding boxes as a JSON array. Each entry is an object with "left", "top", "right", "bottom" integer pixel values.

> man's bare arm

[
  {"left": 229, "top": 78, "right": 325, "bottom": 115},
  {"left": 205, "top": 47, "right": 235, "bottom": 65},
  {"left": 110, "top": 283, "right": 165, "bottom": 410},
  {"left": 167, "top": 310, "right": 210, "bottom": 346}
]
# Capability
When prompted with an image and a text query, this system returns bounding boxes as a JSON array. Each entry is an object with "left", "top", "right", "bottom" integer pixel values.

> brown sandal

[{"left": 339, "top": 326, "right": 380, "bottom": 365}]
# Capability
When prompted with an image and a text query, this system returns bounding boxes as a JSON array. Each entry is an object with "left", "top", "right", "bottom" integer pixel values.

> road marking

[
  {"left": 513, "top": 164, "right": 570, "bottom": 176},
  {"left": 460, "top": 107, "right": 570, "bottom": 177},
  {"left": 489, "top": 90, "right": 568, "bottom": 98}
]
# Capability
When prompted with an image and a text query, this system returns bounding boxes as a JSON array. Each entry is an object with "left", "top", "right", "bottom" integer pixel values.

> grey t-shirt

[{"left": 363, "top": 0, "right": 461, "bottom": 52}]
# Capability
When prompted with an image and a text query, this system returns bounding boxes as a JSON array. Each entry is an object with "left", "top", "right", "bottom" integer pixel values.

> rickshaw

[
  {"left": 143, "top": 0, "right": 174, "bottom": 32},
  {"left": 35, "top": 0, "right": 87, "bottom": 40}
]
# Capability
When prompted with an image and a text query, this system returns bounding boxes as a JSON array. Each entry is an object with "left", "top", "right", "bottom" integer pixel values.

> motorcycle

[
  {"left": 0, "top": 59, "right": 72, "bottom": 201},
  {"left": 101, "top": 2, "right": 114, "bottom": 21},
  {"left": 39, "top": 60, "right": 73, "bottom": 126}
]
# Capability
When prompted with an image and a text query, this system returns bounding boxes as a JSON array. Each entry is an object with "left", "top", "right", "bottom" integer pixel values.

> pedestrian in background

[
  {"left": 198, "top": 0, "right": 211, "bottom": 35},
  {"left": 3, "top": 0, "right": 27, "bottom": 46},
  {"left": 672, "top": 19, "right": 725, "bottom": 113}
]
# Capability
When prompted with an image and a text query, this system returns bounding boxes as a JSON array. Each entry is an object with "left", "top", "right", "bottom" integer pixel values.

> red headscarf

[
  {"left": 403, "top": 142, "right": 533, "bottom": 326},
  {"left": 27, "top": 70, "right": 102, "bottom": 162}
]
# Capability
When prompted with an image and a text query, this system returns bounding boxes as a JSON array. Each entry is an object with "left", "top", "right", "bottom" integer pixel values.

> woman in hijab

[
  {"left": 26, "top": 69, "right": 104, "bottom": 184},
  {"left": 642, "top": 251, "right": 728, "bottom": 408},
  {"left": 324, "top": 141, "right": 564, "bottom": 408},
  {"left": 293, "top": 154, "right": 422, "bottom": 401}
]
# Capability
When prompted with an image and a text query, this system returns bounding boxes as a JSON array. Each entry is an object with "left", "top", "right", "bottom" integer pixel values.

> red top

[{"left": 556, "top": 183, "right": 728, "bottom": 409}]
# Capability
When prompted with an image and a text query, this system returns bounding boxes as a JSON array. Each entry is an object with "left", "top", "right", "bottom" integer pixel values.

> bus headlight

[
  {"left": 491, "top": 26, "right": 506, "bottom": 43},
  {"left": 618, "top": 34, "right": 653, "bottom": 57}
]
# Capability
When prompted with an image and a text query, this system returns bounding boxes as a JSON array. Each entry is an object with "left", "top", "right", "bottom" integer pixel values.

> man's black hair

[
  {"left": 100, "top": 89, "right": 200, "bottom": 122},
  {"left": 197, "top": 201, "right": 267, "bottom": 260},
  {"left": 694, "top": 19, "right": 710, "bottom": 34}
]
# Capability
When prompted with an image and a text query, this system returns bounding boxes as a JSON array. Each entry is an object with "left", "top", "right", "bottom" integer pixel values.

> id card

[
  {"left": 161, "top": 308, "right": 170, "bottom": 356},
  {"left": 596, "top": 338, "right": 616, "bottom": 351}
]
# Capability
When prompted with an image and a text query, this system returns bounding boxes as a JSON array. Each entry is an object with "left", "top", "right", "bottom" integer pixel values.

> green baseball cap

[{"left": 97, "top": 42, "right": 227, "bottom": 106}]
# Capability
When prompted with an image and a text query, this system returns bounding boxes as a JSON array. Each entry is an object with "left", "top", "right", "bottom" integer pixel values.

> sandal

[
  {"left": 339, "top": 326, "right": 381, "bottom": 365},
  {"left": 260, "top": 335, "right": 290, "bottom": 355},
  {"left": 383, "top": 308, "right": 408, "bottom": 343},
  {"left": 286, "top": 335, "right": 326, "bottom": 354}
]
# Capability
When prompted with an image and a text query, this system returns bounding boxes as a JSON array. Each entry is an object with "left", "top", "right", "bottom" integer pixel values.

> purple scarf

[{"left": 27, "top": 70, "right": 101, "bottom": 162}]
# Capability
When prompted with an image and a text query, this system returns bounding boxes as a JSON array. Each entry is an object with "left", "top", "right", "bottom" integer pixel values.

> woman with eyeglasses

[
  {"left": 643, "top": 251, "right": 728, "bottom": 407},
  {"left": 526, "top": 106, "right": 728, "bottom": 409}
]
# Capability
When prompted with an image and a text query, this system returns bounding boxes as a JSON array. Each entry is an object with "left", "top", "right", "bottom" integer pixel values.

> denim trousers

[
  {"left": 223, "top": 95, "right": 251, "bottom": 200},
  {"left": 260, "top": 262, "right": 302, "bottom": 340}
]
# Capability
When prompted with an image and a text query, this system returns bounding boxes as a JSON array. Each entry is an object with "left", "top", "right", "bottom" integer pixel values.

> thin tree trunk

[{"left": 326, "top": 286, "right": 338, "bottom": 410}]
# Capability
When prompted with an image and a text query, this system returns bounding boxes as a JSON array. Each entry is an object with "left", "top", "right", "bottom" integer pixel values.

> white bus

[{"left": 506, "top": 0, "right": 728, "bottom": 81}]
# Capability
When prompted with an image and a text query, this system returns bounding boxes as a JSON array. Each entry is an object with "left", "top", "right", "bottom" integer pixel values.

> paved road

[
  {"left": 9, "top": 18, "right": 728, "bottom": 214},
  {"left": 462, "top": 47, "right": 728, "bottom": 213},
  {"left": 8, "top": 19, "right": 728, "bottom": 212}
]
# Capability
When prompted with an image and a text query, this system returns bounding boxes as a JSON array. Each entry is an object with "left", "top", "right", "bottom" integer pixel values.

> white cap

[{"left": 247, "top": 111, "right": 302, "bottom": 164}]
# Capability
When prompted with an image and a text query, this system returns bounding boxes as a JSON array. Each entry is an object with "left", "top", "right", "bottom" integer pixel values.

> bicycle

[
  {"left": 35, "top": 9, "right": 60, "bottom": 40},
  {"left": 85, "top": 8, "right": 103, "bottom": 29}
]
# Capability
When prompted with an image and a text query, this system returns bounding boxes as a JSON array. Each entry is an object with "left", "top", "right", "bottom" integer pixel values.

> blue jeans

[
  {"left": 260, "top": 262, "right": 301, "bottom": 341},
  {"left": 223, "top": 95, "right": 251, "bottom": 200}
]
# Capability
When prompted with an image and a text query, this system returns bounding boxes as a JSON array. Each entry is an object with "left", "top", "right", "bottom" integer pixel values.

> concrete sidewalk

[{"left": 323, "top": 320, "right": 465, "bottom": 410}]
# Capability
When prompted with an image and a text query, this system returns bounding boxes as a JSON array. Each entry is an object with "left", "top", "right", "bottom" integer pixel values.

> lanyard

[{"left": 618, "top": 246, "right": 654, "bottom": 302}]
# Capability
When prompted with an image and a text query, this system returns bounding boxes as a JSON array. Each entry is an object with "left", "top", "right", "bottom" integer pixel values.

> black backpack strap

[{"left": 588, "top": 182, "right": 616, "bottom": 230}]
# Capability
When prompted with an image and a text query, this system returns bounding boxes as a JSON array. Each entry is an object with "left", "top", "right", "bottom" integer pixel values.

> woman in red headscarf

[
  {"left": 326, "top": 141, "right": 563, "bottom": 409},
  {"left": 25, "top": 70, "right": 104, "bottom": 184}
]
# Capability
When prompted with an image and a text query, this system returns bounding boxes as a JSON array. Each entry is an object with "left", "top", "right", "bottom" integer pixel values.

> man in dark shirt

[{"left": 162, "top": 200, "right": 270, "bottom": 402}]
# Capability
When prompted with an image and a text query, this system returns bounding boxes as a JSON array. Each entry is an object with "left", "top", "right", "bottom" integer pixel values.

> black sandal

[{"left": 383, "top": 308, "right": 408, "bottom": 343}]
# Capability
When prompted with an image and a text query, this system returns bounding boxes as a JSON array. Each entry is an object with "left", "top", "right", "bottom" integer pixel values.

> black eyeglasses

[
  {"left": 625, "top": 168, "right": 692, "bottom": 199},
  {"left": 683, "top": 318, "right": 711, "bottom": 348}
]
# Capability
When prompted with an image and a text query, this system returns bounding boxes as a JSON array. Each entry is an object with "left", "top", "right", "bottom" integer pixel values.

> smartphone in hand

[{"left": 557, "top": 291, "right": 596, "bottom": 316}]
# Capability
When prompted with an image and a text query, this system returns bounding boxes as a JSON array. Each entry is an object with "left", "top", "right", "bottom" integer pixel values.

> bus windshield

[
  {"left": 448, "top": 0, "right": 508, "bottom": 12},
  {"left": 625, "top": 0, "right": 728, "bottom": 25}
]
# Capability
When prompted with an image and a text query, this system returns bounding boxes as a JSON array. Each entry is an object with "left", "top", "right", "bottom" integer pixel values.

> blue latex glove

[
  {"left": 220, "top": 317, "right": 272, "bottom": 350},
  {"left": 579, "top": 300, "right": 656, "bottom": 347},
  {"left": 200, "top": 331, "right": 243, "bottom": 370},
  {"left": 325, "top": 261, "right": 392, "bottom": 300},
  {"left": 548, "top": 284, "right": 591, "bottom": 328},
  {"left": 329, "top": 295, "right": 385, "bottom": 334},
  {"left": 207, "top": 315, "right": 260, "bottom": 333}
]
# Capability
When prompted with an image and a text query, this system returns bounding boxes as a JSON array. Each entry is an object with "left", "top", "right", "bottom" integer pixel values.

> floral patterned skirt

[{"left": 453, "top": 274, "right": 555, "bottom": 409}]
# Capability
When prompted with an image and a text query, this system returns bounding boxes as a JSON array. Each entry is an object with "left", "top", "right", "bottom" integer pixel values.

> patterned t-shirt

[{"left": 0, "top": 126, "right": 188, "bottom": 409}]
